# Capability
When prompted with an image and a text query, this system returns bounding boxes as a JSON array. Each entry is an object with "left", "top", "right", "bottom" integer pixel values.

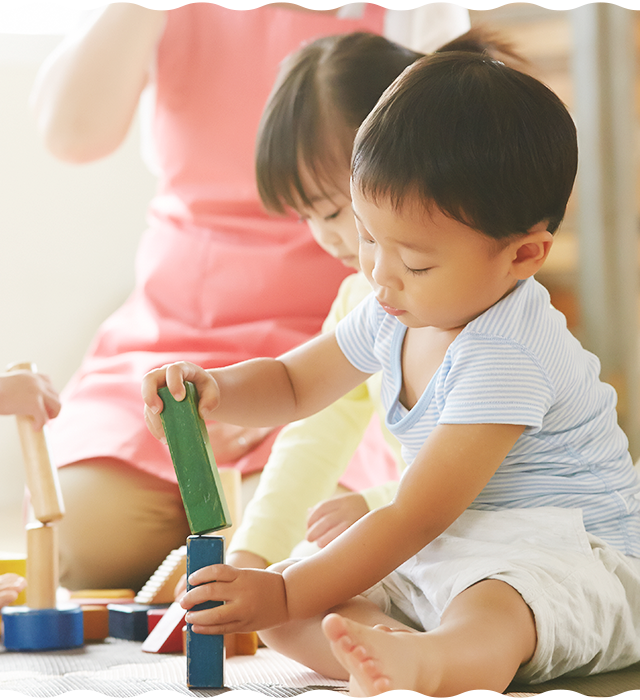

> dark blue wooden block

[
  {"left": 1, "top": 604, "right": 83, "bottom": 651},
  {"left": 186, "top": 534, "right": 224, "bottom": 688},
  {"left": 107, "top": 603, "right": 155, "bottom": 641}
]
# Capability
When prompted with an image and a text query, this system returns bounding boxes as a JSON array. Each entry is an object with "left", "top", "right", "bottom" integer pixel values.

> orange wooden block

[
  {"left": 81, "top": 605, "right": 109, "bottom": 641},
  {"left": 225, "top": 631, "right": 259, "bottom": 658}
]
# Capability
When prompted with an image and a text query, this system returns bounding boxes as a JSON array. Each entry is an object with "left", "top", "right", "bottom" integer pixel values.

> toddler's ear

[{"left": 511, "top": 224, "right": 553, "bottom": 279}]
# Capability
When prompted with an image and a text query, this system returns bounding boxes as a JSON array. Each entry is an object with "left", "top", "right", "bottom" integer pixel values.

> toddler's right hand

[
  {"left": 0, "top": 370, "right": 61, "bottom": 430},
  {"left": 142, "top": 361, "right": 221, "bottom": 441},
  {"left": 0, "top": 573, "right": 26, "bottom": 607}
]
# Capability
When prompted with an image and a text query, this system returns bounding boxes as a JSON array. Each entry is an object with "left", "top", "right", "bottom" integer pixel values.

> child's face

[
  {"left": 352, "top": 191, "right": 522, "bottom": 331},
  {"left": 295, "top": 169, "right": 360, "bottom": 271}
]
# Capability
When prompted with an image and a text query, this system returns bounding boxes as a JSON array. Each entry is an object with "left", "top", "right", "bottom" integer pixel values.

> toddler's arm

[
  {"left": 180, "top": 421, "right": 525, "bottom": 634},
  {"left": 0, "top": 371, "right": 61, "bottom": 430},
  {"left": 142, "top": 333, "right": 371, "bottom": 439}
]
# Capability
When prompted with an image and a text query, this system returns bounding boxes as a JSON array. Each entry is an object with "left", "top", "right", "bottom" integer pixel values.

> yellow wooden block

[
  {"left": 70, "top": 589, "right": 135, "bottom": 600},
  {"left": 0, "top": 552, "right": 27, "bottom": 606}
]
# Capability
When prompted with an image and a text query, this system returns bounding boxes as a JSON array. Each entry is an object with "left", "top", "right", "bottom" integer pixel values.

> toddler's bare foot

[{"left": 322, "top": 613, "right": 426, "bottom": 696}]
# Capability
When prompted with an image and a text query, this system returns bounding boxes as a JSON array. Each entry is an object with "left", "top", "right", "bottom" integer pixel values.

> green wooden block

[{"left": 159, "top": 382, "right": 231, "bottom": 535}]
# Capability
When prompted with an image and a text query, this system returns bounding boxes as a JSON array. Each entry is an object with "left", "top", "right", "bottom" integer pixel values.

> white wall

[{"left": 0, "top": 33, "right": 157, "bottom": 507}]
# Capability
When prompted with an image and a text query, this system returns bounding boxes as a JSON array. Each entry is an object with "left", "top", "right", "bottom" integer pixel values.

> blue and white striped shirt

[{"left": 335, "top": 277, "right": 640, "bottom": 557}]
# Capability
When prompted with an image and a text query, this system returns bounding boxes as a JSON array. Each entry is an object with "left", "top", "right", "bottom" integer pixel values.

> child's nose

[{"left": 371, "top": 255, "right": 402, "bottom": 290}]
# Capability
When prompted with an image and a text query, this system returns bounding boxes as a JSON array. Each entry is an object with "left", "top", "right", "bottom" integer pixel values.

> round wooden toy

[{"left": 1, "top": 603, "right": 83, "bottom": 651}]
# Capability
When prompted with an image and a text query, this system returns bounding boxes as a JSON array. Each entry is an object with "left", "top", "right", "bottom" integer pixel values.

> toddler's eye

[
  {"left": 405, "top": 265, "right": 431, "bottom": 275},
  {"left": 324, "top": 209, "right": 341, "bottom": 221}
]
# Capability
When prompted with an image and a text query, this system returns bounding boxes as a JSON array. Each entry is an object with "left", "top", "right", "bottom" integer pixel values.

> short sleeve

[
  {"left": 335, "top": 294, "right": 383, "bottom": 375},
  {"left": 437, "top": 334, "right": 556, "bottom": 433}
]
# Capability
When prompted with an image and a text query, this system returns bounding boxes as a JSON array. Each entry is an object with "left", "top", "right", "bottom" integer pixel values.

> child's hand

[
  {"left": 0, "top": 573, "right": 26, "bottom": 607},
  {"left": 0, "top": 371, "right": 61, "bottom": 430},
  {"left": 306, "top": 492, "right": 370, "bottom": 548},
  {"left": 180, "top": 564, "right": 288, "bottom": 634},
  {"left": 142, "top": 361, "right": 220, "bottom": 441},
  {"left": 173, "top": 551, "right": 269, "bottom": 602}
]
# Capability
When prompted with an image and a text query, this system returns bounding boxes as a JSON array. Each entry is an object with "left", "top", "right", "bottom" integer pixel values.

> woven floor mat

[{"left": 2, "top": 636, "right": 640, "bottom": 697}]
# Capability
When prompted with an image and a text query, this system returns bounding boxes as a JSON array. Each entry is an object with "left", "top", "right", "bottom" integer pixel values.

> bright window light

[{"left": 0, "top": 0, "right": 104, "bottom": 34}]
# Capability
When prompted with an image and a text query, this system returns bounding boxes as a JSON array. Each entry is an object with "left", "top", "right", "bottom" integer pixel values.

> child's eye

[
  {"left": 324, "top": 209, "right": 341, "bottom": 222},
  {"left": 405, "top": 265, "right": 431, "bottom": 275},
  {"left": 358, "top": 234, "right": 375, "bottom": 245}
]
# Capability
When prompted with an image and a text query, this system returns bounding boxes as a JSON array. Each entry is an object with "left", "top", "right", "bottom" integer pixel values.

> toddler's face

[
  {"left": 353, "top": 190, "right": 522, "bottom": 331},
  {"left": 294, "top": 167, "right": 360, "bottom": 271}
]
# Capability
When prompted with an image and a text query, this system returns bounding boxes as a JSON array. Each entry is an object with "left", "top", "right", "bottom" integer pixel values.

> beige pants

[{"left": 56, "top": 460, "right": 260, "bottom": 593}]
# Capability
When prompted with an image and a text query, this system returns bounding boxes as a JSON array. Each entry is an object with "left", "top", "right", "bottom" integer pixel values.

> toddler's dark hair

[
  {"left": 352, "top": 51, "right": 578, "bottom": 238},
  {"left": 256, "top": 28, "right": 522, "bottom": 215}
]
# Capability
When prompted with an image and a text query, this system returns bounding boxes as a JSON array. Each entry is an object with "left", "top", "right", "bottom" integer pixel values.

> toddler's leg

[
  {"left": 259, "top": 594, "right": 417, "bottom": 681},
  {"left": 323, "top": 579, "right": 536, "bottom": 696}
]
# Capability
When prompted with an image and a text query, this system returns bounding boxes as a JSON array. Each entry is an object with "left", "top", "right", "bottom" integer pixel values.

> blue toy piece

[
  {"left": 1, "top": 604, "right": 83, "bottom": 651},
  {"left": 186, "top": 534, "right": 224, "bottom": 688},
  {"left": 107, "top": 603, "right": 157, "bottom": 641}
]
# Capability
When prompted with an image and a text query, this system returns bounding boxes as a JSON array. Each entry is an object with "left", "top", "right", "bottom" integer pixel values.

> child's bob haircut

[
  {"left": 256, "top": 32, "right": 422, "bottom": 215},
  {"left": 352, "top": 52, "right": 578, "bottom": 239},
  {"left": 256, "top": 29, "right": 520, "bottom": 217}
]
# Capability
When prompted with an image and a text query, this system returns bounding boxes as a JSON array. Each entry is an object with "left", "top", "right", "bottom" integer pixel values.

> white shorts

[{"left": 362, "top": 507, "right": 640, "bottom": 684}]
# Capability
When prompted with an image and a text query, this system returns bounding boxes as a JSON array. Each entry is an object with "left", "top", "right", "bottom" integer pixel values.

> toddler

[{"left": 143, "top": 52, "right": 640, "bottom": 695}]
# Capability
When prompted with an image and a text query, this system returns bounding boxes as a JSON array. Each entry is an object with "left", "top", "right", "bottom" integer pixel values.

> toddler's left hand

[
  {"left": 0, "top": 573, "right": 26, "bottom": 607},
  {"left": 306, "top": 492, "right": 369, "bottom": 548},
  {"left": 180, "top": 565, "right": 288, "bottom": 634}
]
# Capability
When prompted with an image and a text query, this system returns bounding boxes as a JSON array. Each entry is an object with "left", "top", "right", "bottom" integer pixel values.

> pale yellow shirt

[{"left": 229, "top": 273, "right": 405, "bottom": 565}]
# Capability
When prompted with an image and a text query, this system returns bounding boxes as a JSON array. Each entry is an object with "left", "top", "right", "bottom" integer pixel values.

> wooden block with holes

[{"left": 135, "top": 546, "right": 186, "bottom": 605}]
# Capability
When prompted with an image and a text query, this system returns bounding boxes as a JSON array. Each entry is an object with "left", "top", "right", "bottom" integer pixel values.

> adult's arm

[
  {"left": 31, "top": 3, "right": 167, "bottom": 163},
  {"left": 30, "top": 2, "right": 337, "bottom": 165}
]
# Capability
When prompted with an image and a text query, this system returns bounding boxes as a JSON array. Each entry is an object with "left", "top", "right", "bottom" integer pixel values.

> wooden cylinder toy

[
  {"left": 26, "top": 522, "right": 58, "bottom": 610},
  {"left": 8, "top": 361, "right": 64, "bottom": 524}
]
